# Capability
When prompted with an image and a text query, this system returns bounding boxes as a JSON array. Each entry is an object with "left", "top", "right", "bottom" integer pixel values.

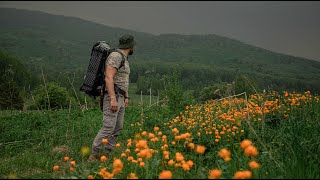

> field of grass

[{"left": 0, "top": 90, "right": 319, "bottom": 179}]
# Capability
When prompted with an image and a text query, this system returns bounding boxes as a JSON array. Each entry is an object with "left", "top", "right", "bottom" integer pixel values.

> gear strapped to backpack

[{"left": 80, "top": 41, "right": 126, "bottom": 109}]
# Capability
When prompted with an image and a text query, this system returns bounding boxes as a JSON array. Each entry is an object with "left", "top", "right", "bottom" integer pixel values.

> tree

[{"left": 0, "top": 67, "right": 24, "bottom": 110}]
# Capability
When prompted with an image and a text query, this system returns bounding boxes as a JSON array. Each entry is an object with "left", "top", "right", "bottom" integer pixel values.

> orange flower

[
  {"left": 163, "top": 151, "right": 170, "bottom": 157},
  {"left": 148, "top": 133, "right": 155, "bottom": 139},
  {"left": 196, "top": 145, "right": 206, "bottom": 154},
  {"left": 53, "top": 165, "right": 59, "bottom": 171},
  {"left": 187, "top": 160, "right": 194, "bottom": 168},
  {"left": 249, "top": 161, "right": 260, "bottom": 169},
  {"left": 113, "top": 159, "right": 124, "bottom": 169},
  {"left": 102, "top": 171, "right": 114, "bottom": 179},
  {"left": 139, "top": 148, "right": 152, "bottom": 159},
  {"left": 87, "top": 175, "right": 94, "bottom": 179},
  {"left": 139, "top": 161, "right": 145, "bottom": 167},
  {"left": 162, "top": 135, "right": 167, "bottom": 140},
  {"left": 168, "top": 159, "right": 175, "bottom": 166},
  {"left": 125, "top": 149, "right": 131, "bottom": 153},
  {"left": 121, "top": 153, "right": 126, "bottom": 157},
  {"left": 174, "top": 163, "right": 180, "bottom": 168},
  {"left": 218, "top": 148, "right": 231, "bottom": 161},
  {"left": 240, "top": 139, "right": 252, "bottom": 149},
  {"left": 158, "top": 131, "right": 163, "bottom": 136},
  {"left": 128, "top": 156, "right": 134, "bottom": 161},
  {"left": 141, "top": 131, "right": 147, "bottom": 136},
  {"left": 101, "top": 138, "right": 108, "bottom": 144},
  {"left": 163, "top": 144, "right": 168, "bottom": 149},
  {"left": 127, "top": 173, "right": 138, "bottom": 179},
  {"left": 154, "top": 126, "right": 160, "bottom": 131},
  {"left": 182, "top": 163, "right": 190, "bottom": 171},
  {"left": 116, "top": 143, "right": 121, "bottom": 148},
  {"left": 244, "top": 145, "right": 258, "bottom": 157},
  {"left": 188, "top": 143, "right": 195, "bottom": 149},
  {"left": 112, "top": 168, "right": 122, "bottom": 175},
  {"left": 172, "top": 128, "right": 179, "bottom": 134},
  {"left": 159, "top": 170, "right": 173, "bottom": 179},
  {"left": 136, "top": 140, "right": 148, "bottom": 149},
  {"left": 175, "top": 152, "right": 184, "bottom": 162},
  {"left": 70, "top": 160, "right": 76, "bottom": 166},
  {"left": 63, "top": 156, "right": 70, "bottom": 161},
  {"left": 100, "top": 155, "right": 107, "bottom": 162},
  {"left": 233, "top": 170, "right": 252, "bottom": 179},
  {"left": 175, "top": 135, "right": 181, "bottom": 141},
  {"left": 69, "top": 167, "right": 75, "bottom": 172},
  {"left": 208, "top": 168, "right": 222, "bottom": 179}
]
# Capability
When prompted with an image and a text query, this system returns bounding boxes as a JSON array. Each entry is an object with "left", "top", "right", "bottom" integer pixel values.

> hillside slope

[{"left": 1, "top": 7, "right": 320, "bottom": 92}]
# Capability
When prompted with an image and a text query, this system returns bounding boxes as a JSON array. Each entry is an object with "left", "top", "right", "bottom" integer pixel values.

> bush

[
  {"left": 163, "top": 70, "right": 185, "bottom": 113},
  {"left": 0, "top": 79, "right": 24, "bottom": 110},
  {"left": 33, "top": 82, "right": 71, "bottom": 110},
  {"left": 0, "top": 68, "right": 24, "bottom": 110},
  {"left": 199, "top": 82, "right": 236, "bottom": 101}
]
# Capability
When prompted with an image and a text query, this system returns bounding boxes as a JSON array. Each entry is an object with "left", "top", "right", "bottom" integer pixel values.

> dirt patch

[{"left": 51, "top": 145, "right": 71, "bottom": 155}]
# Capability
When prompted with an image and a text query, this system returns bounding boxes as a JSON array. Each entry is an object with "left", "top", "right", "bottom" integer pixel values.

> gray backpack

[{"left": 80, "top": 41, "right": 125, "bottom": 97}]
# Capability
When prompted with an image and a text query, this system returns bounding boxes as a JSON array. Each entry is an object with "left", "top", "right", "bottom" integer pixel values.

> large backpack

[{"left": 80, "top": 41, "right": 125, "bottom": 98}]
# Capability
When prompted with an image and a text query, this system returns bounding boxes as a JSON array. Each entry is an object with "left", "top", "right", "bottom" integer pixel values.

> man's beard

[{"left": 129, "top": 48, "right": 134, "bottom": 55}]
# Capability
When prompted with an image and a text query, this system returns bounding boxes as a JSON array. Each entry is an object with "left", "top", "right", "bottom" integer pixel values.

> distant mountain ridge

[{"left": 1, "top": 7, "right": 320, "bottom": 93}]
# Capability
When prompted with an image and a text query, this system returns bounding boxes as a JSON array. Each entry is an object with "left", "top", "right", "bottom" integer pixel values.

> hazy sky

[{"left": 1, "top": 1, "right": 320, "bottom": 61}]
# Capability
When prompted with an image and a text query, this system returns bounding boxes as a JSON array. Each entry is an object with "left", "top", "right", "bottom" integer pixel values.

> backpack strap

[{"left": 109, "top": 49, "right": 126, "bottom": 70}]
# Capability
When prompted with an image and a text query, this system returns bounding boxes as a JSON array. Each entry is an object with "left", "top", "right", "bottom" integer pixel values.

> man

[{"left": 88, "top": 34, "right": 136, "bottom": 162}]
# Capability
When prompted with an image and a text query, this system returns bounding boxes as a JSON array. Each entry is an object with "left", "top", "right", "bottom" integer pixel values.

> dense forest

[{"left": 1, "top": 7, "right": 320, "bottom": 110}]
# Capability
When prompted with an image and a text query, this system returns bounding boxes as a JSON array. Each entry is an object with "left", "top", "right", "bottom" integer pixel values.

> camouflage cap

[{"left": 118, "top": 34, "right": 136, "bottom": 49}]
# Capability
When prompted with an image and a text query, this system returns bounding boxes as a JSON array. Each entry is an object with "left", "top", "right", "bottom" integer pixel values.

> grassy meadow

[{"left": 1, "top": 90, "right": 319, "bottom": 179}]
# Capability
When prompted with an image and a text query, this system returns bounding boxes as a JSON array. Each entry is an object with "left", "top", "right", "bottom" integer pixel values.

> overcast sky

[{"left": 1, "top": 1, "right": 320, "bottom": 61}]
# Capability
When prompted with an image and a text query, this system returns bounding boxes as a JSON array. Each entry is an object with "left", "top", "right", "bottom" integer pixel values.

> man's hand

[
  {"left": 124, "top": 97, "right": 129, "bottom": 108},
  {"left": 110, "top": 96, "right": 118, "bottom": 112}
]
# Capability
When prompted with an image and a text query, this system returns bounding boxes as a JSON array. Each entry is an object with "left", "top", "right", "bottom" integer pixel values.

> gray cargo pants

[{"left": 91, "top": 94, "right": 125, "bottom": 154}]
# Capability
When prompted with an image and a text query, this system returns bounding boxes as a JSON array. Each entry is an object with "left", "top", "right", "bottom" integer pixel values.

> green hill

[{"left": 1, "top": 7, "right": 320, "bottom": 93}]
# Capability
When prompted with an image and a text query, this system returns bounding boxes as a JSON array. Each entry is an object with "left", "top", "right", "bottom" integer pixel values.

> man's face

[{"left": 129, "top": 47, "right": 134, "bottom": 55}]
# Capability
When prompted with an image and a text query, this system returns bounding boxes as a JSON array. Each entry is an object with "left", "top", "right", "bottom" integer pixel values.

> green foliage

[
  {"left": 136, "top": 73, "right": 163, "bottom": 95},
  {"left": 1, "top": 8, "right": 320, "bottom": 95},
  {"left": 0, "top": 70, "right": 24, "bottom": 110},
  {"left": 0, "top": 51, "right": 30, "bottom": 110},
  {"left": 33, "top": 82, "right": 72, "bottom": 110},
  {"left": 198, "top": 82, "right": 239, "bottom": 101},
  {"left": 162, "top": 69, "right": 185, "bottom": 113},
  {"left": 234, "top": 75, "right": 259, "bottom": 95},
  {"left": 0, "top": 50, "right": 36, "bottom": 88}
]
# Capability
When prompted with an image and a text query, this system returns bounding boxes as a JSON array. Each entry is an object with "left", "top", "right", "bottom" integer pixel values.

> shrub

[
  {"left": 163, "top": 70, "right": 185, "bottom": 113},
  {"left": 33, "top": 82, "right": 71, "bottom": 110}
]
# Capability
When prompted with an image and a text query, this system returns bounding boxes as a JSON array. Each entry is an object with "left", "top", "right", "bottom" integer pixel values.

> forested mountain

[{"left": 1, "top": 7, "right": 320, "bottom": 94}]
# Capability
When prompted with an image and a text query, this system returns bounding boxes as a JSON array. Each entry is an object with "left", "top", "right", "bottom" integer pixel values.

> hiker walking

[{"left": 88, "top": 34, "right": 136, "bottom": 162}]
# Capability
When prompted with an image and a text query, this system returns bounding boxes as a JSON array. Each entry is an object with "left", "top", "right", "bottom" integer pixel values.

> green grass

[{"left": 0, "top": 103, "right": 172, "bottom": 179}]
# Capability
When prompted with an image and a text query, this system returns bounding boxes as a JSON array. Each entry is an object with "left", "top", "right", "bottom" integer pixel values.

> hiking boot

[{"left": 87, "top": 152, "right": 100, "bottom": 162}]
